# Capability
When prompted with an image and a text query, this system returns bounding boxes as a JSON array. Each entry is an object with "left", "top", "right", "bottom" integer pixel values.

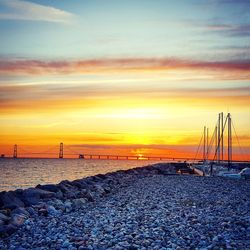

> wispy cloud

[
  {"left": 0, "top": 57, "right": 249, "bottom": 80},
  {"left": 206, "top": 24, "right": 250, "bottom": 37},
  {"left": 0, "top": 0, "right": 75, "bottom": 23}
]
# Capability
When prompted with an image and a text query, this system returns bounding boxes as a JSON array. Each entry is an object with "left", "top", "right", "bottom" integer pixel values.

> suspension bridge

[
  {"left": 1, "top": 112, "right": 249, "bottom": 164},
  {"left": 1, "top": 142, "right": 205, "bottom": 162}
]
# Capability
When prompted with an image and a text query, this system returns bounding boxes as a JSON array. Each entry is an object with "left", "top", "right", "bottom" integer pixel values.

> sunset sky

[{"left": 0, "top": 0, "right": 249, "bottom": 160}]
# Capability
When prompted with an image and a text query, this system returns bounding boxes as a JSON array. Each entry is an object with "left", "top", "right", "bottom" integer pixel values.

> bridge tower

[
  {"left": 59, "top": 142, "right": 63, "bottom": 159},
  {"left": 13, "top": 144, "right": 17, "bottom": 158}
]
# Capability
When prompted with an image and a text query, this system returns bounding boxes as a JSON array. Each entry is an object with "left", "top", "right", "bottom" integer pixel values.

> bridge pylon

[
  {"left": 13, "top": 144, "right": 17, "bottom": 158},
  {"left": 59, "top": 143, "right": 63, "bottom": 158}
]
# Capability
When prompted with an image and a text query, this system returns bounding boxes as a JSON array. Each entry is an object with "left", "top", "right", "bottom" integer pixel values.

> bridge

[
  {"left": 0, "top": 142, "right": 249, "bottom": 164},
  {"left": 1, "top": 143, "right": 199, "bottom": 161},
  {"left": 1, "top": 112, "right": 249, "bottom": 164}
]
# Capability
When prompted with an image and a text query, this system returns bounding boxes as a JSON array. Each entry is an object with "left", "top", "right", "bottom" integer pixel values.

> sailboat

[{"left": 193, "top": 112, "right": 234, "bottom": 176}]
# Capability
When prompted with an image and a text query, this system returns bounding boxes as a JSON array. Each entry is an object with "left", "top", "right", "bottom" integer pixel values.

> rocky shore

[{"left": 0, "top": 163, "right": 249, "bottom": 249}]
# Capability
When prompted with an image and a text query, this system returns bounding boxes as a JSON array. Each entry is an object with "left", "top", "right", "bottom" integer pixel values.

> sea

[{"left": 0, "top": 158, "right": 160, "bottom": 192}]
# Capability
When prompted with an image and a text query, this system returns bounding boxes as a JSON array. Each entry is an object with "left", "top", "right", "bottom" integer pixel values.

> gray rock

[
  {"left": 0, "top": 191, "right": 24, "bottom": 209},
  {"left": 0, "top": 224, "right": 18, "bottom": 236},
  {"left": 64, "top": 201, "right": 72, "bottom": 212},
  {"left": 10, "top": 213, "right": 27, "bottom": 226},
  {"left": 51, "top": 199, "right": 64, "bottom": 209},
  {"left": 22, "top": 188, "right": 55, "bottom": 205},
  {"left": 0, "top": 212, "right": 10, "bottom": 222},
  {"left": 47, "top": 205, "right": 60, "bottom": 216},
  {"left": 24, "top": 188, "right": 55, "bottom": 199},
  {"left": 36, "top": 184, "right": 59, "bottom": 193},
  {"left": 0, "top": 219, "right": 5, "bottom": 226},
  {"left": 84, "top": 191, "right": 95, "bottom": 202},
  {"left": 26, "top": 206, "right": 36, "bottom": 216},
  {"left": 72, "top": 198, "right": 87, "bottom": 209},
  {"left": 62, "top": 240, "right": 70, "bottom": 248},
  {"left": 55, "top": 190, "right": 64, "bottom": 199},
  {"left": 11, "top": 207, "right": 30, "bottom": 218},
  {"left": 94, "top": 184, "right": 106, "bottom": 196}
]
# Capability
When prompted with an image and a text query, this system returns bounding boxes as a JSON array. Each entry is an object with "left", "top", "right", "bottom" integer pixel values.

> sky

[{"left": 0, "top": 0, "right": 249, "bottom": 160}]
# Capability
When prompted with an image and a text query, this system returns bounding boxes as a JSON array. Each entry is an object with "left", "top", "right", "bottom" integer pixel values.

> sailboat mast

[
  {"left": 221, "top": 112, "right": 224, "bottom": 162},
  {"left": 218, "top": 113, "right": 221, "bottom": 163},
  {"left": 215, "top": 125, "right": 217, "bottom": 161},
  {"left": 207, "top": 127, "right": 209, "bottom": 160},
  {"left": 203, "top": 126, "right": 206, "bottom": 162},
  {"left": 228, "top": 113, "right": 232, "bottom": 167}
]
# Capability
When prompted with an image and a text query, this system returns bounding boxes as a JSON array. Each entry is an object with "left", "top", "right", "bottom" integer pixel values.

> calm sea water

[{"left": 0, "top": 158, "right": 160, "bottom": 191}]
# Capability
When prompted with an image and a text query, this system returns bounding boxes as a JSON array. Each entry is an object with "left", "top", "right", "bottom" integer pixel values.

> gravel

[{"left": 0, "top": 168, "right": 249, "bottom": 249}]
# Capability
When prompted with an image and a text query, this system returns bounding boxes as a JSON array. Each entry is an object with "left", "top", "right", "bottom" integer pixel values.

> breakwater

[{"left": 0, "top": 163, "right": 249, "bottom": 249}]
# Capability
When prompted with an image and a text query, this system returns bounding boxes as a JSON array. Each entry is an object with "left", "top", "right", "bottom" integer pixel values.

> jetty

[{"left": 0, "top": 163, "right": 249, "bottom": 249}]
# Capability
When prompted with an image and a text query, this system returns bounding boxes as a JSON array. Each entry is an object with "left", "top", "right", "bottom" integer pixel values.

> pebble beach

[{"left": 0, "top": 163, "right": 249, "bottom": 249}]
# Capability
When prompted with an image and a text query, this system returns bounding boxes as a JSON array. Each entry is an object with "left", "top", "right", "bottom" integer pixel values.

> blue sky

[{"left": 0, "top": 0, "right": 249, "bottom": 60}]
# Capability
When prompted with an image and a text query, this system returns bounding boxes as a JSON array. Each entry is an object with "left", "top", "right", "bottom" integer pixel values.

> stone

[
  {"left": 0, "top": 212, "right": 10, "bottom": 222},
  {"left": 55, "top": 190, "right": 64, "bottom": 199},
  {"left": 0, "top": 191, "right": 24, "bottom": 209},
  {"left": 72, "top": 198, "right": 87, "bottom": 209},
  {"left": 26, "top": 207, "right": 36, "bottom": 216},
  {"left": 36, "top": 184, "right": 59, "bottom": 193},
  {"left": 62, "top": 240, "right": 70, "bottom": 248},
  {"left": 0, "top": 163, "right": 249, "bottom": 248},
  {"left": 22, "top": 188, "right": 55, "bottom": 205},
  {"left": 51, "top": 199, "right": 64, "bottom": 209},
  {"left": 0, "top": 224, "right": 18, "bottom": 236},
  {"left": 11, "top": 207, "right": 30, "bottom": 218},
  {"left": 84, "top": 191, "right": 95, "bottom": 202},
  {"left": 47, "top": 205, "right": 60, "bottom": 216},
  {"left": 10, "top": 214, "right": 27, "bottom": 226},
  {"left": 64, "top": 201, "right": 72, "bottom": 212}
]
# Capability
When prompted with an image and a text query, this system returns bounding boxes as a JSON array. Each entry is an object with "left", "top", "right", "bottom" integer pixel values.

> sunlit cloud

[{"left": 0, "top": 0, "right": 75, "bottom": 23}]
